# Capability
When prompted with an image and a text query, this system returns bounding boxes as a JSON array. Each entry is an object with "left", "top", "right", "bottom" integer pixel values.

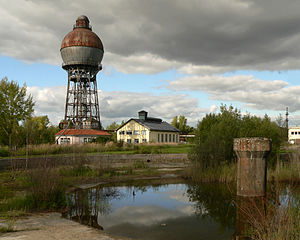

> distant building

[
  {"left": 288, "top": 126, "right": 300, "bottom": 144},
  {"left": 55, "top": 129, "right": 110, "bottom": 145},
  {"left": 116, "top": 111, "right": 180, "bottom": 144},
  {"left": 179, "top": 134, "right": 195, "bottom": 143}
]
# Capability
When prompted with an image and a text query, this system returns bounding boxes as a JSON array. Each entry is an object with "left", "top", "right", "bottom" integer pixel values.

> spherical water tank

[{"left": 60, "top": 15, "right": 104, "bottom": 68}]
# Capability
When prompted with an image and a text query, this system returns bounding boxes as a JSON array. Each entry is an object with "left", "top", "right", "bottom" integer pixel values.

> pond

[{"left": 63, "top": 181, "right": 299, "bottom": 240}]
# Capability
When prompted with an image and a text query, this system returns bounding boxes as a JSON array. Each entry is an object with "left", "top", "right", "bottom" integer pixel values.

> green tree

[
  {"left": 21, "top": 116, "right": 59, "bottom": 145},
  {"left": 191, "top": 105, "right": 282, "bottom": 170},
  {"left": 0, "top": 78, "right": 34, "bottom": 148},
  {"left": 171, "top": 116, "right": 179, "bottom": 129},
  {"left": 106, "top": 121, "right": 120, "bottom": 130},
  {"left": 171, "top": 115, "right": 191, "bottom": 134}
]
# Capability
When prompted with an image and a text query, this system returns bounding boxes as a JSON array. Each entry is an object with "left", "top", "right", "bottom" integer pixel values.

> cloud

[
  {"left": 27, "top": 86, "right": 206, "bottom": 127},
  {"left": 99, "top": 205, "right": 192, "bottom": 228},
  {"left": 2, "top": 0, "right": 300, "bottom": 73},
  {"left": 168, "top": 75, "right": 288, "bottom": 92},
  {"left": 167, "top": 74, "right": 300, "bottom": 112}
]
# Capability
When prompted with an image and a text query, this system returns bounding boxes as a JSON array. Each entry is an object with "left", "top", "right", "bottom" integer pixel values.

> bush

[
  {"left": 191, "top": 105, "right": 283, "bottom": 170},
  {"left": 0, "top": 146, "right": 10, "bottom": 157}
]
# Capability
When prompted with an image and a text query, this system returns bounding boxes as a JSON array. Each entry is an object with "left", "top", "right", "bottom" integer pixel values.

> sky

[{"left": 1, "top": 0, "right": 300, "bottom": 128}]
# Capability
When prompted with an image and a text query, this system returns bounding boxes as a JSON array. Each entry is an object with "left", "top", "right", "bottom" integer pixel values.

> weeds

[
  {"left": 236, "top": 196, "right": 300, "bottom": 240},
  {"left": 0, "top": 142, "right": 191, "bottom": 158},
  {"left": 184, "top": 163, "right": 237, "bottom": 183}
]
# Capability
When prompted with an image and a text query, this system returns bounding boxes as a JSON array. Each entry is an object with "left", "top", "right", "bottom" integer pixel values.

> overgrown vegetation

[
  {"left": 0, "top": 142, "right": 191, "bottom": 158},
  {"left": 236, "top": 194, "right": 300, "bottom": 240},
  {"left": 189, "top": 105, "right": 286, "bottom": 176}
]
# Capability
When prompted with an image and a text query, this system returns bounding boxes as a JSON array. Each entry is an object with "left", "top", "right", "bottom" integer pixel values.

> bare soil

[{"left": 0, "top": 212, "right": 130, "bottom": 240}]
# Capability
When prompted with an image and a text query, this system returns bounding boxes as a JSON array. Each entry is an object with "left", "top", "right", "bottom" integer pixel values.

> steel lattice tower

[{"left": 60, "top": 16, "right": 104, "bottom": 130}]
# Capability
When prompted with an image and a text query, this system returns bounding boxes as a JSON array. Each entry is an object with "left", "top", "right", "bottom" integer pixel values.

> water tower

[{"left": 60, "top": 15, "right": 104, "bottom": 130}]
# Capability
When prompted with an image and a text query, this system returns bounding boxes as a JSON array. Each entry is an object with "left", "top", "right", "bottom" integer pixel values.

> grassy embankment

[
  {"left": 0, "top": 151, "right": 172, "bottom": 234},
  {"left": 0, "top": 142, "right": 191, "bottom": 158}
]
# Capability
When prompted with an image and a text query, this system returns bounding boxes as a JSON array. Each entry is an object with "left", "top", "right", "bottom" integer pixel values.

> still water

[
  {"left": 64, "top": 182, "right": 299, "bottom": 240},
  {"left": 65, "top": 182, "right": 235, "bottom": 240}
]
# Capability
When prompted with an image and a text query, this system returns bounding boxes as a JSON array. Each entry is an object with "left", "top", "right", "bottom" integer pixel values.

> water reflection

[
  {"left": 64, "top": 182, "right": 299, "bottom": 240},
  {"left": 65, "top": 183, "right": 235, "bottom": 240}
]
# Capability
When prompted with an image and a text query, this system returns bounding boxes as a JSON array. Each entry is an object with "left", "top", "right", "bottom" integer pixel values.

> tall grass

[
  {"left": 236, "top": 196, "right": 300, "bottom": 240},
  {"left": 2, "top": 142, "right": 190, "bottom": 157},
  {"left": 184, "top": 162, "right": 237, "bottom": 183}
]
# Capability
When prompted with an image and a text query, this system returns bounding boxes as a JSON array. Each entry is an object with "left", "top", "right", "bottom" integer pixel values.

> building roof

[
  {"left": 56, "top": 129, "right": 111, "bottom": 136},
  {"left": 118, "top": 118, "right": 180, "bottom": 132}
]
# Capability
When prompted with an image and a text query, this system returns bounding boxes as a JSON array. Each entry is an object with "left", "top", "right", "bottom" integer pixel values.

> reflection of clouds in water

[
  {"left": 166, "top": 190, "right": 190, "bottom": 203},
  {"left": 177, "top": 205, "right": 195, "bottom": 215},
  {"left": 99, "top": 205, "right": 191, "bottom": 228},
  {"left": 165, "top": 188, "right": 209, "bottom": 216}
]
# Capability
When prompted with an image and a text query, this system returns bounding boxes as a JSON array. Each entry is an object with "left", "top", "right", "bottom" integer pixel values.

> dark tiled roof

[
  {"left": 56, "top": 129, "right": 111, "bottom": 136},
  {"left": 133, "top": 119, "right": 179, "bottom": 132}
]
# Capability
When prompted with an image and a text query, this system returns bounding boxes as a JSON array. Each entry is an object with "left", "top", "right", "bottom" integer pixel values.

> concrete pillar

[{"left": 234, "top": 138, "right": 271, "bottom": 197}]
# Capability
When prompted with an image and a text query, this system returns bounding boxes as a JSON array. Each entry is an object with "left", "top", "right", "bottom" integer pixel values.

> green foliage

[
  {"left": 92, "top": 135, "right": 111, "bottom": 144},
  {"left": 191, "top": 105, "right": 282, "bottom": 170},
  {"left": 0, "top": 146, "right": 10, "bottom": 157},
  {"left": 106, "top": 121, "right": 120, "bottom": 130},
  {"left": 19, "top": 116, "right": 59, "bottom": 145},
  {"left": 0, "top": 78, "right": 34, "bottom": 148},
  {"left": 171, "top": 115, "right": 194, "bottom": 134}
]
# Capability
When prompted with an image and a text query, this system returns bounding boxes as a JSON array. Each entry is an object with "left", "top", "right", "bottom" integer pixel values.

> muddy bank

[
  {"left": 0, "top": 212, "right": 130, "bottom": 240},
  {"left": 0, "top": 173, "right": 186, "bottom": 240}
]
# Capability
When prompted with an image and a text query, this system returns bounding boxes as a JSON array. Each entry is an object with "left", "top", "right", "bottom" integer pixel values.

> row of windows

[
  {"left": 158, "top": 133, "right": 178, "bottom": 143},
  {"left": 290, "top": 131, "right": 300, "bottom": 135},
  {"left": 125, "top": 139, "right": 147, "bottom": 144},
  {"left": 119, "top": 130, "right": 147, "bottom": 135},
  {"left": 83, "top": 138, "right": 92, "bottom": 143},
  {"left": 60, "top": 138, "right": 70, "bottom": 144}
]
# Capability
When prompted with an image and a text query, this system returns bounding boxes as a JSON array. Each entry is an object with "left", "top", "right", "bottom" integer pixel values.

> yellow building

[{"left": 116, "top": 111, "right": 180, "bottom": 144}]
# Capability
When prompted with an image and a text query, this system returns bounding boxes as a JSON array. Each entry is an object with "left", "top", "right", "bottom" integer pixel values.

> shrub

[{"left": 0, "top": 146, "right": 10, "bottom": 157}]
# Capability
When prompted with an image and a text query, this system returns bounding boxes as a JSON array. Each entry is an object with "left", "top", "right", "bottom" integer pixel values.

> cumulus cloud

[
  {"left": 27, "top": 86, "right": 206, "bottom": 127},
  {"left": 168, "top": 75, "right": 288, "bottom": 92},
  {"left": 1, "top": 0, "right": 300, "bottom": 73},
  {"left": 167, "top": 74, "right": 300, "bottom": 112}
]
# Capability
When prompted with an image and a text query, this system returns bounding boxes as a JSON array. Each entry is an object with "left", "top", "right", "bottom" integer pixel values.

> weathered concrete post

[{"left": 234, "top": 138, "right": 271, "bottom": 197}]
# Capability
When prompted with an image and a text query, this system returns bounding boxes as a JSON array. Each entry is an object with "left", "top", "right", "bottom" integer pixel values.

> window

[
  {"left": 291, "top": 132, "right": 294, "bottom": 135},
  {"left": 173, "top": 134, "right": 175, "bottom": 142},
  {"left": 141, "top": 130, "right": 147, "bottom": 135},
  {"left": 84, "top": 138, "right": 92, "bottom": 143},
  {"left": 169, "top": 134, "right": 171, "bottom": 142},
  {"left": 61, "top": 138, "right": 70, "bottom": 144},
  {"left": 127, "top": 139, "right": 132, "bottom": 144},
  {"left": 296, "top": 132, "right": 298, "bottom": 135},
  {"left": 142, "top": 139, "right": 147, "bottom": 143},
  {"left": 126, "top": 131, "right": 133, "bottom": 135},
  {"left": 158, "top": 133, "right": 160, "bottom": 142},
  {"left": 119, "top": 131, "right": 125, "bottom": 135},
  {"left": 165, "top": 134, "right": 168, "bottom": 142},
  {"left": 134, "top": 130, "right": 140, "bottom": 135},
  {"left": 134, "top": 139, "right": 139, "bottom": 143},
  {"left": 161, "top": 134, "right": 164, "bottom": 143},
  {"left": 176, "top": 134, "right": 178, "bottom": 142}
]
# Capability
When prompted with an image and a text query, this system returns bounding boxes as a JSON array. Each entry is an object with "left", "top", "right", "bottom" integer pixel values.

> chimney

[{"left": 138, "top": 110, "right": 148, "bottom": 121}]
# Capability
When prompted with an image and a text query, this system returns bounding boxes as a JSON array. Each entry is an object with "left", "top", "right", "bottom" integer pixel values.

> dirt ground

[{"left": 0, "top": 212, "right": 130, "bottom": 240}]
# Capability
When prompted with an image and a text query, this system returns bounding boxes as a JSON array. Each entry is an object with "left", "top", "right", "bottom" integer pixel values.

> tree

[
  {"left": 0, "top": 78, "right": 34, "bottom": 148},
  {"left": 20, "top": 116, "right": 59, "bottom": 145},
  {"left": 191, "top": 105, "right": 282, "bottom": 170},
  {"left": 106, "top": 121, "right": 120, "bottom": 130},
  {"left": 171, "top": 115, "right": 191, "bottom": 134},
  {"left": 171, "top": 116, "right": 179, "bottom": 129}
]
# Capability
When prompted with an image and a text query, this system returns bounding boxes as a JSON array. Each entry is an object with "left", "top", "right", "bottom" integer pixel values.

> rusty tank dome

[{"left": 60, "top": 15, "right": 104, "bottom": 69}]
